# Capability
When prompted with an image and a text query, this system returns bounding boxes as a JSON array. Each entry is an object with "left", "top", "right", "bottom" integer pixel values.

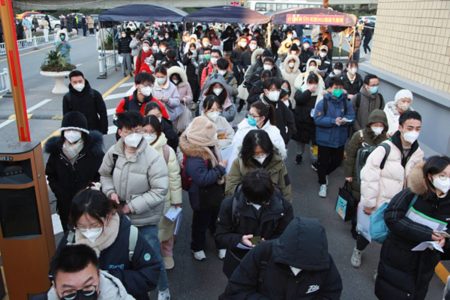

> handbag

[
  {"left": 335, "top": 182, "right": 357, "bottom": 222},
  {"left": 370, "top": 194, "right": 418, "bottom": 243}
]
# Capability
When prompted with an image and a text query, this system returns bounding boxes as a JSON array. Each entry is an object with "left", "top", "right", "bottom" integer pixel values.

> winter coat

[
  {"left": 244, "top": 49, "right": 264, "bottom": 85},
  {"left": 48, "top": 270, "right": 134, "bottom": 300},
  {"left": 340, "top": 71, "right": 363, "bottom": 96},
  {"left": 130, "top": 38, "right": 141, "bottom": 57},
  {"left": 115, "top": 91, "right": 170, "bottom": 120},
  {"left": 352, "top": 86, "right": 385, "bottom": 131},
  {"left": 135, "top": 49, "right": 154, "bottom": 75},
  {"left": 53, "top": 215, "right": 160, "bottom": 300},
  {"left": 161, "top": 118, "right": 179, "bottom": 151},
  {"left": 199, "top": 74, "right": 237, "bottom": 122},
  {"left": 62, "top": 80, "right": 108, "bottom": 134},
  {"left": 99, "top": 139, "right": 169, "bottom": 226},
  {"left": 151, "top": 133, "right": 182, "bottom": 242},
  {"left": 153, "top": 79, "right": 182, "bottom": 121},
  {"left": 200, "top": 62, "right": 215, "bottom": 89},
  {"left": 268, "top": 96, "right": 296, "bottom": 145},
  {"left": 167, "top": 66, "right": 193, "bottom": 107},
  {"left": 240, "top": 49, "right": 253, "bottom": 69},
  {"left": 182, "top": 52, "right": 200, "bottom": 101},
  {"left": 343, "top": 109, "right": 388, "bottom": 199},
  {"left": 360, "top": 131, "right": 424, "bottom": 209},
  {"left": 227, "top": 119, "right": 287, "bottom": 172},
  {"left": 314, "top": 55, "right": 332, "bottom": 77},
  {"left": 213, "top": 115, "right": 235, "bottom": 150},
  {"left": 281, "top": 55, "right": 301, "bottom": 107},
  {"left": 292, "top": 89, "right": 317, "bottom": 144},
  {"left": 226, "top": 153, "right": 291, "bottom": 200},
  {"left": 314, "top": 92, "right": 355, "bottom": 148},
  {"left": 375, "top": 166, "right": 450, "bottom": 300},
  {"left": 45, "top": 131, "right": 104, "bottom": 229},
  {"left": 299, "top": 49, "right": 314, "bottom": 72},
  {"left": 384, "top": 101, "right": 414, "bottom": 137},
  {"left": 220, "top": 217, "right": 343, "bottom": 300},
  {"left": 294, "top": 58, "right": 325, "bottom": 96},
  {"left": 216, "top": 188, "right": 294, "bottom": 278},
  {"left": 118, "top": 36, "right": 132, "bottom": 54},
  {"left": 179, "top": 134, "right": 226, "bottom": 211}
]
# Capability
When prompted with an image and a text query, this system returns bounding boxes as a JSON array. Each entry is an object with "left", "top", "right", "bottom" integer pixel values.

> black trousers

[
  {"left": 356, "top": 233, "right": 370, "bottom": 250},
  {"left": 317, "top": 145, "right": 344, "bottom": 184},
  {"left": 191, "top": 208, "right": 220, "bottom": 251}
]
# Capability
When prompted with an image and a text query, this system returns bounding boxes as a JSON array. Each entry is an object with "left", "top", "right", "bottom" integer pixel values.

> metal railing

[
  {"left": 98, "top": 51, "right": 119, "bottom": 79},
  {"left": 0, "top": 68, "right": 11, "bottom": 96},
  {"left": 0, "top": 33, "right": 76, "bottom": 56}
]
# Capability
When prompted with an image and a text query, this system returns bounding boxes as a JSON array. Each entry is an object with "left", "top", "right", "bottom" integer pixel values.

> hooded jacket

[
  {"left": 153, "top": 78, "right": 182, "bottom": 121},
  {"left": 135, "top": 48, "right": 154, "bottom": 75},
  {"left": 199, "top": 74, "right": 237, "bottom": 122},
  {"left": 167, "top": 66, "right": 194, "bottom": 107},
  {"left": 384, "top": 101, "right": 415, "bottom": 136},
  {"left": 294, "top": 58, "right": 325, "bottom": 97},
  {"left": 352, "top": 86, "right": 385, "bottom": 131},
  {"left": 344, "top": 109, "right": 388, "bottom": 197},
  {"left": 375, "top": 165, "right": 450, "bottom": 300},
  {"left": 281, "top": 55, "right": 301, "bottom": 107},
  {"left": 63, "top": 80, "right": 108, "bottom": 134},
  {"left": 292, "top": 89, "right": 317, "bottom": 144},
  {"left": 360, "top": 131, "right": 424, "bottom": 209},
  {"left": 99, "top": 138, "right": 169, "bottom": 226},
  {"left": 221, "top": 217, "right": 342, "bottom": 299},
  {"left": 244, "top": 48, "right": 264, "bottom": 85}
]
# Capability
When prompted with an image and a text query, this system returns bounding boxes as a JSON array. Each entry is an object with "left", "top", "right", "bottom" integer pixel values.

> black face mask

[{"left": 61, "top": 290, "right": 98, "bottom": 300}]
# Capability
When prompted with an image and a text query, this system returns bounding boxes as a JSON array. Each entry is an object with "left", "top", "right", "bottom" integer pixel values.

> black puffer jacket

[
  {"left": 118, "top": 36, "right": 132, "bottom": 54},
  {"left": 221, "top": 217, "right": 342, "bottom": 299},
  {"left": 215, "top": 187, "right": 293, "bottom": 278},
  {"left": 292, "top": 89, "right": 317, "bottom": 143}
]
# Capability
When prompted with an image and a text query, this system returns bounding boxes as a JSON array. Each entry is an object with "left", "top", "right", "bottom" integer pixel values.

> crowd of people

[{"left": 44, "top": 22, "right": 450, "bottom": 300}]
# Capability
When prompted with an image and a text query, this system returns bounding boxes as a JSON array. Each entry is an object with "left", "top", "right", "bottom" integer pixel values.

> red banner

[{"left": 286, "top": 13, "right": 347, "bottom": 26}]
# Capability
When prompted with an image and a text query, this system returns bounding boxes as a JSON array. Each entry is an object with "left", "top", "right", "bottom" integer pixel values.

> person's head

[
  {"left": 367, "top": 109, "right": 388, "bottom": 136},
  {"left": 346, "top": 60, "right": 358, "bottom": 75},
  {"left": 263, "top": 77, "right": 282, "bottom": 103},
  {"left": 165, "top": 49, "right": 177, "bottom": 61},
  {"left": 217, "top": 58, "right": 229, "bottom": 75},
  {"left": 307, "top": 59, "right": 318, "bottom": 72},
  {"left": 210, "top": 49, "right": 222, "bottom": 66},
  {"left": 201, "top": 36, "right": 211, "bottom": 48},
  {"left": 285, "top": 29, "right": 293, "bottom": 39},
  {"left": 188, "top": 42, "right": 197, "bottom": 54},
  {"left": 241, "top": 169, "right": 275, "bottom": 205},
  {"left": 394, "top": 89, "right": 413, "bottom": 113},
  {"left": 307, "top": 72, "right": 319, "bottom": 87},
  {"left": 169, "top": 72, "right": 182, "bottom": 86},
  {"left": 363, "top": 74, "right": 380, "bottom": 95},
  {"left": 422, "top": 156, "right": 450, "bottom": 197},
  {"left": 261, "top": 49, "right": 273, "bottom": 62},
  {"left": 319, "top": 45, "right": 328, "bottom": 58},
  {"left": 59, "top": 32, "right": 66, "bottom": 41},
  {"left": 159, "top": 41, "right": 169, "bottom": 54},
  {"left": 248, "top": 100, "right": 275, "bottom": 128},
  {"left": 260, "top": 70, "right": 272, "bottom": 82},
  {"left": 249, "top": 38, "right": 258, "bottom": 51},
  {"left": 329, "top": 77, "right": 345, "bottom": 98},
  {"left": 69, "top": 70, "right": 85, "bottom": 92},
  {"left": 116, "top": 111, "right": 144, "bottom": 148},
  {"left": 121, "top": 31, "right": 127, "bottom": 38},
  {"left": 289, "top": 43, "right": 300, "bottom": 56},
  {"left": 52, "top": 244, "right": 100, "bottom": 299},
  {"left": 398, "top": 110, "right": 422, "bottom": 145},
  {"left": 60, "top": 111, "right": 89, "bottom": 144},
  {"left": 154, "top": 65, "right": 168, "bottom": 86},
  {"left": 144, "top": 102, "right": 163, "bottom": 120},
  {"left": 143, "top": 115, "right": 162, "bottom": 145},
  {"left": 185, "top": 116, "right": 218, "bottom": 147},
  {"left": 142, "top": 39, "right": 151, "bottom": 53},
  {"left": 134, "top": 72, "right": 155, "bottom": 98},
  {"left": 333, "top": 62, "right": 344, "bottom": 76},
  {"left": 302, "top": 37, "right": 312, "bottom": 50},
  {"left": 262, "top": 57, "right": 275, "bottom": 71},
  {"left": 281, "top": 80, "right": 291, "bottom": 94},
  {"left": 202, "top": 95, "right": 222, "bottom": 122},
  {"left": 238, "top": 36, "right": 248, "bottom": 49},
  {"left": 292, "top": 37, "right": 301, "bottom": 46},
  {"left": 151, "top": 40, "right": 159, "bottom": 52}
]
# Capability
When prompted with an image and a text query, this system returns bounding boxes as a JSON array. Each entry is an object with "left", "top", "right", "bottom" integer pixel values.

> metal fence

[
  {"left": 0, "top": 68, "right": 11, "bottom": 95},
  {"left": 98, "top": 51, "right": 119, "bottom": 79},
  {"left": 0, "top": 33, "right": 75, "bottom": 56}
]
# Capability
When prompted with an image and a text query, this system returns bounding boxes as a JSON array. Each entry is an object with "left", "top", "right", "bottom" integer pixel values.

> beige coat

[
  {"left": 280, "top": 54, "right": 301, "bottom": 108},
  {"left": 360, "top": 139, "right": 424, "bottom": 209},
  {"left": 99, "top": 139, "right": 169, "bottom": 226}
]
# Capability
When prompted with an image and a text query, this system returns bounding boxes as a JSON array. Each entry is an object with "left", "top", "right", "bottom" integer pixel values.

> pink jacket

[{"left": 360, "top": 140, "right": 424, "bottom": 209}]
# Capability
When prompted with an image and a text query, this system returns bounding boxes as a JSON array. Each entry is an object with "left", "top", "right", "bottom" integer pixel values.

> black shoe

[
  {"left": 311, "top": 161, "right": 319, "bottom": 172},
  {"left": 295, "top": 154, "right": 302, "bottom": 165}
]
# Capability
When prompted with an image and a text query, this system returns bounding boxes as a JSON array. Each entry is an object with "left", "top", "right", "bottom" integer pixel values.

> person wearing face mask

[
  {"left": 299, "top": 37, "right": 314, "bottom": 72},
  {"left": 384, "top": 89, "right": 414, "bottom": 136},
  {"left": 50, "top": 189, "right": 160, "bottom": 300},
  {"left": 215, "top": 58, "right": 238, "bottom": 97},
  {"left": 161, "top": 49, "right": 182, "bottom": 69},
  {"left": 47, "top": 244, "right": 134, "bottom": 300},
  {"left": 281, "top": 55, "right": 301, "bottom": 107},
  {"left": 134, "top": 39, "right": 154, "bottom": 76},
  {"left": 246, "top": 70, "right": 272, "bottom": 108},
  {"left": 167, "top": 66, "right": 193, "bottom": 132},
  {"left": 375, "top": 156, "right": 450, "bottom": 300},
  {"left": 220, "top": 217, "right": 342, "bottom": 299},
  {"left": 118, "top": 31, "right": 133, "bottom": 77},
  {"left": 313, "top": 45, "right": 332, "bottom": 78},
  {"left": 153, "top": 65, "right": 182, "bottom": 122},
  {"left": 260, "top": 57, "right": 282, "bottom": 79},
  {"left": 340, "top": 60, "right": 363, "bottom": 98},
  {"left": 99, "top": 111, "right": 171, "bottom": 300},
  {"left": 63, "top": 70, "right": 108, "bottom": 134},
  {"left": 217, "top": 168, "right": 293, "bottom": 278},
  {"left": 56, "top": 29, "right": 71, "bottom": 63},
  {"left": 221, "top": 26, "right": 237, "bottom": 56},
  {"left": 199, "top": 74, "right": 237, "bottom": 122},
  {"left": 352, "top": 74, "right": 385, "bottom": 132},
  {"left": 325, "top": 62, "right": 344, "bottom": 88},
  {"left": 294, "top": 58, "right": 325, "bottom": 95},
  {"left": 343, "top": 109, "right": 388, "bottom": 239},
  {"left": 353, "top": 111, "right": 424, "bottom": 268},
  {"left": 145, "top": 102, "right": 179, "bottom": 151},
  {"left": 200, "top": 49, "right": 223, "bottom": 89},
  {"left": 240, "top": 38, "right": 258, "bottom": 70},
  {"left": 45, "top": 112, "right": 104, "bottom": 232},
  {"left": 230, "top": 36, "right": 248, "bottom": 78},
  {"left": 143, "top": 116, "right": 182, "bottom": 271},
  {"left": 202, "top": 95, "right": 234, "bottom": 150}
]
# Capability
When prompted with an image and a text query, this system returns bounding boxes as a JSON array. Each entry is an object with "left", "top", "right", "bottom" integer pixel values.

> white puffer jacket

[{"left": 281, "top": 54, "right": 301, "bottom": 107}]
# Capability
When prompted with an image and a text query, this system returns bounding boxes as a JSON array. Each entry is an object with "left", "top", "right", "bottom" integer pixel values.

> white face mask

[
  {"left": 253, "top": 154, "right": 267, "bottom": 164},
  {"left": 349, "top": 67, "right": 358, "bottom": 75},
  {"left": 213, "top": 88, "right": 223, "bottom": 96},
  {"left": 309, "top": 66, "right": 317, "bottom": 72},
  {"left": 240, "top": 42, "right": 247, "bottom": 48},
  {"left": 190, "top": 50, "right": 197, "bottom": 56},
  {"left": 288, "top": 62, "right": 295, "bottom": 68},
  {"left": 249, "top": 44, "right": 257, "bottom": 50},
  {"left": 334, "top": 69, "right": 342, "bottom": 76},
  {"left": 80, "top": 227, "right": 103, "bottom": 243},
  {"left": 140, "top": 86, "right": 152, "bottom": 97},
  {"left": 210, "top": 57, "right": 218, "bottom": 65},
  {"left": 282, "top": 99, "right": 290, "bottom": 107},
  {"left": 206, "top": 111, "right": 220, "bottom": 122},
  {"left": 124, "top": 133, "right": 143, "bottom": 148},
  {"left": 403, "top": 130, "right": 419, "bottom": 144},
  {"left": 142, "top": 45, "right": 150, "bottom": 53},
  {"left": 303, "top": 43, "right": 310, "bottom": 50},
  {"left": 371, "top": 126, "right": 384, "bottom": 136},
  {"left": 433, "top": 176, "right": 450, "bottom": 195},
  {"left": 73, "top": 83, "right": 85, "bottom": 92},
  {"left": 152, "top": 46, "right": 159, "bottom": 52},
  {"left": 263, "top": 64, "right": 273, "bottom": 71},
  {"left": 218, "top": 69, "right": 227, "bottom": 76},
  {"left": 172, "top": 79, "right": 179, "bottom": 85},
  {"left": 143, "top": 133, "right": 157, "bottom": 144},
  {"left": 319, "top": 51, "right": 327, "bottom": 58},
  {"left": 156, "top": 77, "right": 166, "bottom": 85},
  {"left": 397, "top": 102, "right": 410, "bottom": 111},
  {"left": 267, "top": 90, "right": 280, "bottom": 102},
  {"left": 160, "top": 47, "right": 166, "bottom": 53},
  {"left": 64, "top": 130, "right": 82, "bottom": 143}
]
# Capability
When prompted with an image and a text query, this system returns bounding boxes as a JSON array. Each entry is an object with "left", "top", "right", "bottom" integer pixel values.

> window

[{"left": 255, "top": 3, "right": 267, "bottom": 11}]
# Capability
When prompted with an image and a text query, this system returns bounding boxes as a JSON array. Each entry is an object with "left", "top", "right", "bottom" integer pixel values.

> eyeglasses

[
  {"left": 61, "top": 286, "right": 97, "bottom": 300},
  {"left": 436, "top": 174, "right": 450, "bottom": 180},
  {"left": 247, "top": 113, "right": 260, "bottom": 119}
]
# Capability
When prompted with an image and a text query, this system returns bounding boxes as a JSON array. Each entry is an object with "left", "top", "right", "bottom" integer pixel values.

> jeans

[
  {"left": 317, "top": 145, "right": 344, "bottom": 184},
  {"left": 191, "top": 208, "right": 220, "bottom": 251},
  {"left": 121, "top": 53, "right": 132, "bottom": 75},
  {"left": 139, "top": 225, "right": 169, "bottom": 291}
]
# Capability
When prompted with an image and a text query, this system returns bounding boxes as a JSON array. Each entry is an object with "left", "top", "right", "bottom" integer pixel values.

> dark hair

[
  {"left": 263, "top": 77, "right": 281, "bottom": 90},
  {"left": 260, "top": 70, "right": 272, "bottom": 80},
  {"left": 307, "top": 72, "right": 319, "bottom": 84},
  {"left": 347, "top": 60, "right": 358, "bottom": 68},
  {"left": 69, "top": 70, "right": 84, "bottom": 80},
  {"left": 135, "top": 72, "right": 155, "bottom": 85},
  {"left": 203, "top": 48, "right": 212, "bottom": 53},
  {"left": 250, "top": 101, "right": 275, "bottom": 125},
  {"left": 333, "top": 62, "right": 344, "bottom": 70},
  {"left": 399, "top": 110, "right": 422, "bottom": 125},
  {"left": 422, "top": 156, "right": 450, "bottom": 195},
  {"left": 144, "top": 115, "right": 162, "bottom": 135},
  {"left": 159, "top": 41, "right": 169, "bottom": 48},
  {"left": 363, "top": 74, "right": 379, "bottom": 85},
  {"left": 217, "top": 58, "right": 229, "bottom": 70},
  {"left": 170, "top": 72, "right": 181, "bottom": 83},
  {"left": 52, "top": 244, "right": 99, "bottom": 278},
  {"left": 329, "top": 77, "right": 344, "bottom": 88},
  {"left": 240, "top": 129, "right": 274, "bottom": 166},
  {"left": 280, "top": 89, "right": 290, "bottom": 100},
  {"left": 202, "top": 94, "right": 222, "bottom": 111},
  {"left": 211, "top": 49, "right": 222, "bottom": 57},
  {"left": 241, "top": 169, "right": 275, "bottom": 204},
  {"left": 166, "top": 49, "right": 177, "bottom": 60},
  {"left": 116, "top": 111, "right": 144, "bottom": 130},
  {"left": 154, "top": 65, "right": 167, "bottom": 75},
  {"left": 70, "top": 188, "right": 116, "bottom": 227},
  {"left": 205, "top": 79, "right": 227, "bottom": 103},
  {"left": 281, "top": 80, "right": 291, "bottom": 93},
  {"left": 144, "top": 102, "right": 161, "bottom": 115},
  {"left": 263, "top": 57, "right": 275, "bottom": 65}
]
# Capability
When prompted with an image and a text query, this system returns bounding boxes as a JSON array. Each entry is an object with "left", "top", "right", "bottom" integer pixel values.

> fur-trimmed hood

[
  {"left": 251, "top": 48, "right": 265, "bottom": 65},
  {"left": 167, "top": 66, "right": 188, "bottom": 85},
  {"left": 407, "top": 162, "right": 427, "bottom": 195},
  {"left": 282, "top": 54, "right": 300, "bottom": 74},
  {"left": 179, "top": 133, "right": 214, "bottom": 161},
  {"left": 45, "top": 130, "right": 104, "bottom": 157}
]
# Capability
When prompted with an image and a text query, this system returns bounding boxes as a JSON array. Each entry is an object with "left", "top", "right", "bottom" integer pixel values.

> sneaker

[
  {"left": 158, "top": 288, "right": 171, "bottom": 300},
  {"left": 295, "top": 154, "right": 303, "bottom": 165},
  {"left": 318, "top": 184, "right": 327, "bottom": 198},
  {"left": 192, "top": 250, "right": 206, "bottom": 261},
  {"left": 351, "top": 248, "right": 362, "bottom": 268},
  {"left": 311, "top": 161, "right": 319, "bottom": 172},
  {"left": 218, "top": 249, "right": 227, "bottom": 260},
  {"left": 163, "top": 256, "right": 175, "bottom": 270}
]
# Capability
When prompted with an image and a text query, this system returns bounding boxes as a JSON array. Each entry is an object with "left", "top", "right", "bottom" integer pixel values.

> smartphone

[
  {"left": 250, "top": 236, "right": 262, "bottom": 245},
  {"left": 435, "top": 231, "right": 450, "bottom": 238}
]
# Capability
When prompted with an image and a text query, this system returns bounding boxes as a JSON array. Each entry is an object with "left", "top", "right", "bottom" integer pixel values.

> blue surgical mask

[
  {"left": 369, "top": 86, "right": 379, "bottom": 95},
  {"left": 247, "top": 116, "right": 257, "bottom": 127}
]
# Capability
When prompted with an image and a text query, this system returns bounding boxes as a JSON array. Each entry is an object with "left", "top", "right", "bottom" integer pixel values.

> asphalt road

[{"left": 0, "top": 34, "right": 444, "bottom": 300}]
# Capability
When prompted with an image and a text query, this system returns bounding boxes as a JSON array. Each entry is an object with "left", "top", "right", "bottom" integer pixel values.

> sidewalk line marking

[
  {"left": 120, "top": 82, "right": 135, "bottom": 88},
  {"left": 0, "top": 98, "right": 52, "bottom": 128},
  {"left": 104, "top": 86, "right": 134, "bottom": 101},
  {"left": 107, "top": 108, "right": 115, "bottom": 116},
  {"left": 435, "top": 262, "right": 449, "bottom": 283},
  {"left": 107, "top": 125, "right": 117, "bottom": 135}
]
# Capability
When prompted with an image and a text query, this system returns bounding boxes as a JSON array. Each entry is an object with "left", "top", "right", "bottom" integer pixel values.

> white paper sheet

[
  {"left": 173, "top": 213, "right": 183, "bottom": 235},
  {"left": 51, "top": 213, "right": 64, "bottom": 235},
  {"left": 356, "top": 204, "right": 372, "bottom": 242},
  {"left": 165, "top": 206, "right": 182, "bottom": 222},
  {"left": 412, "top": 241, "right": 444, "bottom": 253},
  {"left": 236, "top": 242, "right": 253, "bottom": 250}
]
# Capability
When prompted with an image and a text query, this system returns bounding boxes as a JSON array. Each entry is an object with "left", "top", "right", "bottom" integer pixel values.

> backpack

[
  {"left": 354, "top": 92, "right": 384, "bottom": 114},
  {"left": 354, "top": 134, "right": 391, "bottom": 185}
]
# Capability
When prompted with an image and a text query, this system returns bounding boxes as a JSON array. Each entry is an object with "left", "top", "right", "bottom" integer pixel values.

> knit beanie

[
  {"left": 394, "top": 89, "right": 413, "bottom": 104},
  {"left": 186, "top": 116, "right": 217, "bottom": 147},
  {"left": 60, "top": 111, "right": 89, "bottom": 134}
]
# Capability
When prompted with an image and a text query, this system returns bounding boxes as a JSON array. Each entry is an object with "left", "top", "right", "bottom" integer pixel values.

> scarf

[{"left": 62, "top": 139, "right": 84, "bottom": 165}]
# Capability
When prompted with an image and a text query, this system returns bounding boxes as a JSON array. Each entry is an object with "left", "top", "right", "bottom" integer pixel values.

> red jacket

[
  {"left": 200, "top": 62, "right": 215, "bottom": 89},
  {"left": 115, "top": 93, "right": 170, "bottom": 120},
  {"left": 134, "top": 49, "right": 154, "bottom": 76}
]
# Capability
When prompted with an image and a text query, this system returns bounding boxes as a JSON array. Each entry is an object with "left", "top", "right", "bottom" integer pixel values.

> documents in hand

[
  {"left": 52, "top": 213, "right": 64, "bottom": 235},
  {"left": 173, "top": 212, "right": 183, "bottom": 235},
  {"left": 165, "top": 206, "right": 182, "bottom": 222},
  {"left": 356, "top": 204, "right": 371, "bottom": 242},
  {"left": 412, "top": 241, "right": 444, "bottom": 253},
  {"left": 236, "top": 242, "right": 253, "bottom": 250},
  {"left": 406, "top": 207, "right": 447, "bottom": 231}
]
